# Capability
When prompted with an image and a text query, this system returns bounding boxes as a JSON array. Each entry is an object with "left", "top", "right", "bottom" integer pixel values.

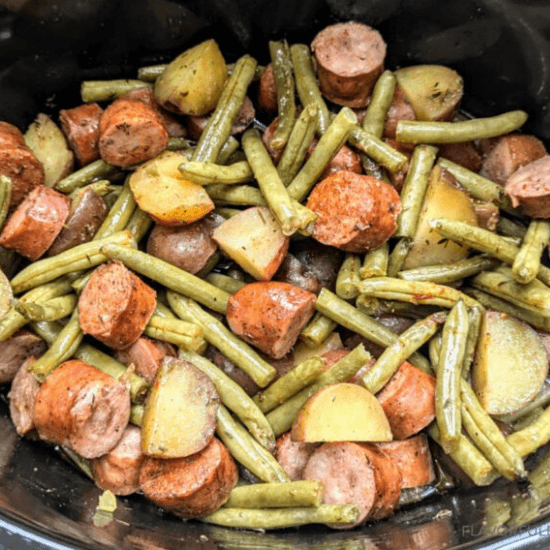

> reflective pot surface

[{"left": 1, "top": 0, "right": 550, "bottom": 549}]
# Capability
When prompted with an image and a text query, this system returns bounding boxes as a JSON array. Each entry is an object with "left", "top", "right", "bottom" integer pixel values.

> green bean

[
  {"left": 397, "top": 255, "right": 498, "bottom": 284},
  {"left": 435, "top": 300, "right": 469, "bottom": 453},
  {"left": 347, "top": 123, "right": 408, "bottom": 173},
  {"left": 355, "top": 293, "right": 380, "bottom": 316},
  {"left": 496, "top": 216, "right": 527, "bottom": 240},
  {"left": 386, "top": 238, "right": 412, "bottom": 277},
  {"left": 242, "top": 128, "right": 316, "bottom": 236},
  {"left": 166, "top": 137, "right": 191, "bottom": 151},
  {"left": 253, "top": 357, "right": 327, "bottom": 414},
  {"left": 357, "top": 276, "right": 480, "bottom": 309},
  {"left": 224, "top": 481, "right": 323, "bottom": 509},
  {"left": 80, "top": 79, "right": 152, "bottom": 103},
  {"left": 70, "top": 272, "right": 91, "bottom": 295},
  {"left": 93, "top": 179, "right": 137, "bottom": 240},
  {"left": 360, "top": 242, "right": 389, "bottom": 279},
  {"left": 511, "top": 407, "right": 544, "bottom": 431},
  {"left": 286, "top": 108, "right": 357, "bottom": 203},
  {"left": 193, "top": 55, "right": 257, "bottom": 163},
  {"left": 138, "top": 62, "right": 265, "bottom": 83},
  {"left": 266, "top": 344, "right": 371, "bottom": 436},
  {"left": 361, "top": 153, "right": 389, "bottom": 182},
  {"left": 299, "top": 312, "right": 338, "bottom": 348},
  {"left": 498, "top": 384, "right": 550, "bottom": 424},
  {"left": 362, "top": 312, "right": 445, "bottom": 393},
  {"left": 335, "top": 253, "right": 361, "bottom": 300},
  {"left": 55, "top": 159, "right": 122, "bottom": 194},
  {"left": 10, "top": 231, "right": 135, "bottom": 294},
  {"left": 396, "top": 110, "right": 528, "bottom": 144},
  {"left": 277, "top": 103, "right": 319, "bottom": 186},
  {"left": 460, "top": 379, "right": 525, "bottom": 479},
  {"left": 15, "top": 294, "right": 78, "bottom": 321},
  {"left": 512, "top": 220, "right": 550, "bottom": 284},
  {"left": 68, "top": 180, "right": 114, "bottom": 201},
  {"left": 462, "top": 305, "right": 483, "bottom": 379},
  {"left": 179, "top": 349, "right": 275, "bottom": 451},
  {"left": 144, "top": 315, "right": 206, "bottom": 353},
  {"left": 103, "top": 185, "right": 123, "bottom": 209},
  {"left": 0, "top": 176, "right": 12, "bottom": 231},
  {"left": 204, "top": 273, "right": 246, "bottom": 295},
  {"left": 362, "top": 70, "right": 397, "bottom": 138},
  {"left": 178, "top": 160, "right": 253, "bottom": 186},
  {"left": 290, "top": 44, "right": 331, "bottom": 134},
  {"left": 202, "top": 504, "right": 359, "bottom": 529},
  {"left": 216, "top": 136, "right": 241, "bottom": 165},
  {"left": 429, "top": 332, "right": 442, "bottom": 368},
  {"left": 124, "top": 207, "right": 153, "bottom": 243},
  {"left": 268, "top": 40, "right": 296, "bottom": 150},
  {"left": 28, "top": 308, "right": 83, "bottom": 381},
  {"left": 130, "top": 404, "right": 144, "bottom": 426},
  {"left": 205, "top": 184, "right": 267, "bottom": 207},
  {"left": 166, "top": 291, "right": 276, "bottom": 388},
  {"left": 436, "top": 158, "right": 501, "bottom": 203},
  {"left": 428, "top": 424, "right": 498, "bottom": 486},
  {"left": 396, "top": 145, "right": 438, "bottom": 238},
  {"left": 100, "top": 243, "right": 229, "bottom": 314},
  {"left": 216, "top": 405, "right": 289, "bottom": 483},
  {"left": 315, "top": 288, "right": 431, "bottom": 372},
  {"left": 507, "top": 402, "right": 550, "bottom": 458}
]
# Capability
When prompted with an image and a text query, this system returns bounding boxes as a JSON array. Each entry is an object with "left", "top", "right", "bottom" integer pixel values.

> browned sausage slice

[
  {"left": 375, "top": 434, "right": 435, "bottom": 488},
  {"left": 115, "top": 336, "right": 176, "bottom": 384},
  {"left": 383, "top": 86, "right": 416, "bottom": 140},
  {"left": 0, "top": 185, "right": 71, "bottom": 260},
  {"left": 59, "top": 103, "right": 104, "bottom": 166},
  {"left": 275, "top": 431, "right": 320, "bottom": 481},
  {"left": 8, "top": 357, "right": 40, "bottom": 437},
  {"left": 504, "top": 154, "right": 550, "bottom": 218},
  {"left": 139, "top": 437, "right": 238, "bottom": 519},
  {"left": 439, "top": 142, "right": 483, "bottom": 174},
  {"left": 376, "top": 361, "right": 436, "bottom": 440},
  {"left": 33, "top": 360, "right": 131, "bottom": 458},
  {"left": 47, "top": 187, "right": 109, "bottom": 256},
  {"left": 481, "top": 134, "right": 547, "bottom": 185},
  {"left": 0, "top": 329, "right": 47, "bottom": 384},
  {"left": 78, "top": 260, "right": 157, "bottom": 350},
  {"left": 306, "top": 139, "right": 363, "bottom": 179},
  {"left": 226, "top": 281, "right": 316, "bottom": 359},
  {"left": 306, "top": 171, "right": 401, "bottom": 253},
  {"left": 98, "top": 97, "right": 169, "bottom": 168},
  {"left": 311, "top": 22, "right": 386, "bottom": 108},
  {"left": 0, "top": 121, "right": 27, "bottom": 148},
  {"left": 90, "top": 425, "right": 144, "bottom": 495},
  {"left": 257, "top": 63, "right": 278, "bottom": 114}
]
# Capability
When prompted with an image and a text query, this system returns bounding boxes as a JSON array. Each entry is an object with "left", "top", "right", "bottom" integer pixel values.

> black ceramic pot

[{"left": 1, "top": 0, "right": 550, "bottom": 549}]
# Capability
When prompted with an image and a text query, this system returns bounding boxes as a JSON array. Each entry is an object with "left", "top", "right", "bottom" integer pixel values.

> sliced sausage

[
  {"left": 505, "top": 154, "right": 550, "bottom": 218},
  {"left": 376, "top": 361, "right": 436, "bottom": 440},
  {"left": 311, "top": 22, "right": 386, "bottom": 108},
  {"left": 47, "top": 187, "right": 109, "bottom": 256},
  {"left": 90, "top": 425, "right": 144, "bottom": 495},
  {"left": 481, "top": 134, "right": 547, "bottom": 185},
  {"left": 139, "top": 437, "right": 238, "bottom": 519},
  {"left": 0, "top": 329, "right": 47, "bottom": 384},
  {"left": 0, "top": 185, "right": 71, "bottom": 260},
  {"left": 472, "top": 200, "right": 499, "bottom": 231},
  {"left": 0, "top": 121, "right": 27, "bottom": 148},
  {"left": 306, "top": 171, "right": 401, "bottom": 253},
  {"left": 226, "top": 281, "right": 316, "bottom": 359},
  {"left": 306, "top": 139, "right": 363, "bottom": 179},
  {"left": 78, "top": 260, "right": 157, "bottom": 350},
  {"left": 114, "top": 337, "right": 176, "bottom": 384},
  {"left": 302, "top": 441, "right": 378, "bottom": 528},
  {"left": 33, "top": 360, "right": 131, "bottom": 458},
  {"left": 8, "top": 357, "right": 40, "bottom": 437},
  {"left": 439, "top": 141, "right": 483, "bottom": 173},
  {"left": 383, "top": 86, "right": 416, "bottom": 140},
  {"left": 262, "top": 116, "right": 285, "bottom": 165},
  {"left": 273, "top": 253, "right": 322, "bottom": 295},
  {"left": 98, "top": 97, "right": 169, "bottom": 168},
  {"left": 59, "top": 103, "right": 103, "bottom": 166},
  {"left": 384, "top": 138, "right": 412, "bottom": 192},
  {"left": 257, "top": 63, "right": 278, "bottom": 114},
  {"left": 275, "top": 431, "right": 320, "bottom": 481},
  {"left": 375, "top": 434, "right": 435, "bottom": 489}
]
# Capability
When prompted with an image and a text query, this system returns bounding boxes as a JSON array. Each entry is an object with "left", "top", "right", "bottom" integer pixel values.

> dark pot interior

[{"left": 1, "top": 0, "right": 550, "bottom": 549}]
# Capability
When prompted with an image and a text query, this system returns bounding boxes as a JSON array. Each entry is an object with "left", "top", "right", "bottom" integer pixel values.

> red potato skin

[
  {"left": 262, "top": 116, "right": 285, "bottom": 165},
  {"left": 0, "top": 185, "right": 70, "bottom": 260},
  {"left": 375, "top": 361, "right": 436, "bottom": 440},
  {"left": 47, "top": 187, "right": 109, "bottom": 256},
  {"left": 90, "top": 425, "right": 144, "bottom": 495},
  {"left": 306, "top": 171, "right": 401, "bottom": 253},
  {"left": 439, "top": 141, "right": 483, "bottom": 173},
  {"left": 33, "top": 360, "right": 131, "bottom": 458},
  {"left": 0, "top": 329, "right": 47, "bottom": 384},
  {"left": 306, "top": 139, "right": 363, "bottom": 180},
  {"left": 115, "top": 337, "right": 176, "bottom": 385},
  {"left": 375, "top": 434, "right": 436, "bottom": 489},
  {"left": 226, "top": 281, "right": 317, "bottom": 359},
  {"left": 59, "top": 103, "right": 103, "bottom": 166},
  {"left": 8, "top": 357, "right": 40, "bottom": 437},
  {"left": 505, "top": 154, "right": 550, "bottom": 218},
  {"left": 383, "top": 86, "right": 416, "bottom": 141},
  {"left": 275, "top": 431, "right": 320, "bottom": 481},
  {"left": 78, "top": 260, "right": 157, "bottom": 350},
  {"left": 98, "top": 98, "right": 169, "bottom": 168},
  {"left": 257, "top": 64, "right": 278, "bottom": 114},
  {"left": 273, "top": 253, "right": 322, "bottom": 295},
  {"left": 384, "top": 138, "right": 412, "bottom": 192},
  {"left": 139, "top": 437, "right": 238, "bottom": 519},
  {"left": 311, "top": 22, "right": 387, "bottom": 108}
]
